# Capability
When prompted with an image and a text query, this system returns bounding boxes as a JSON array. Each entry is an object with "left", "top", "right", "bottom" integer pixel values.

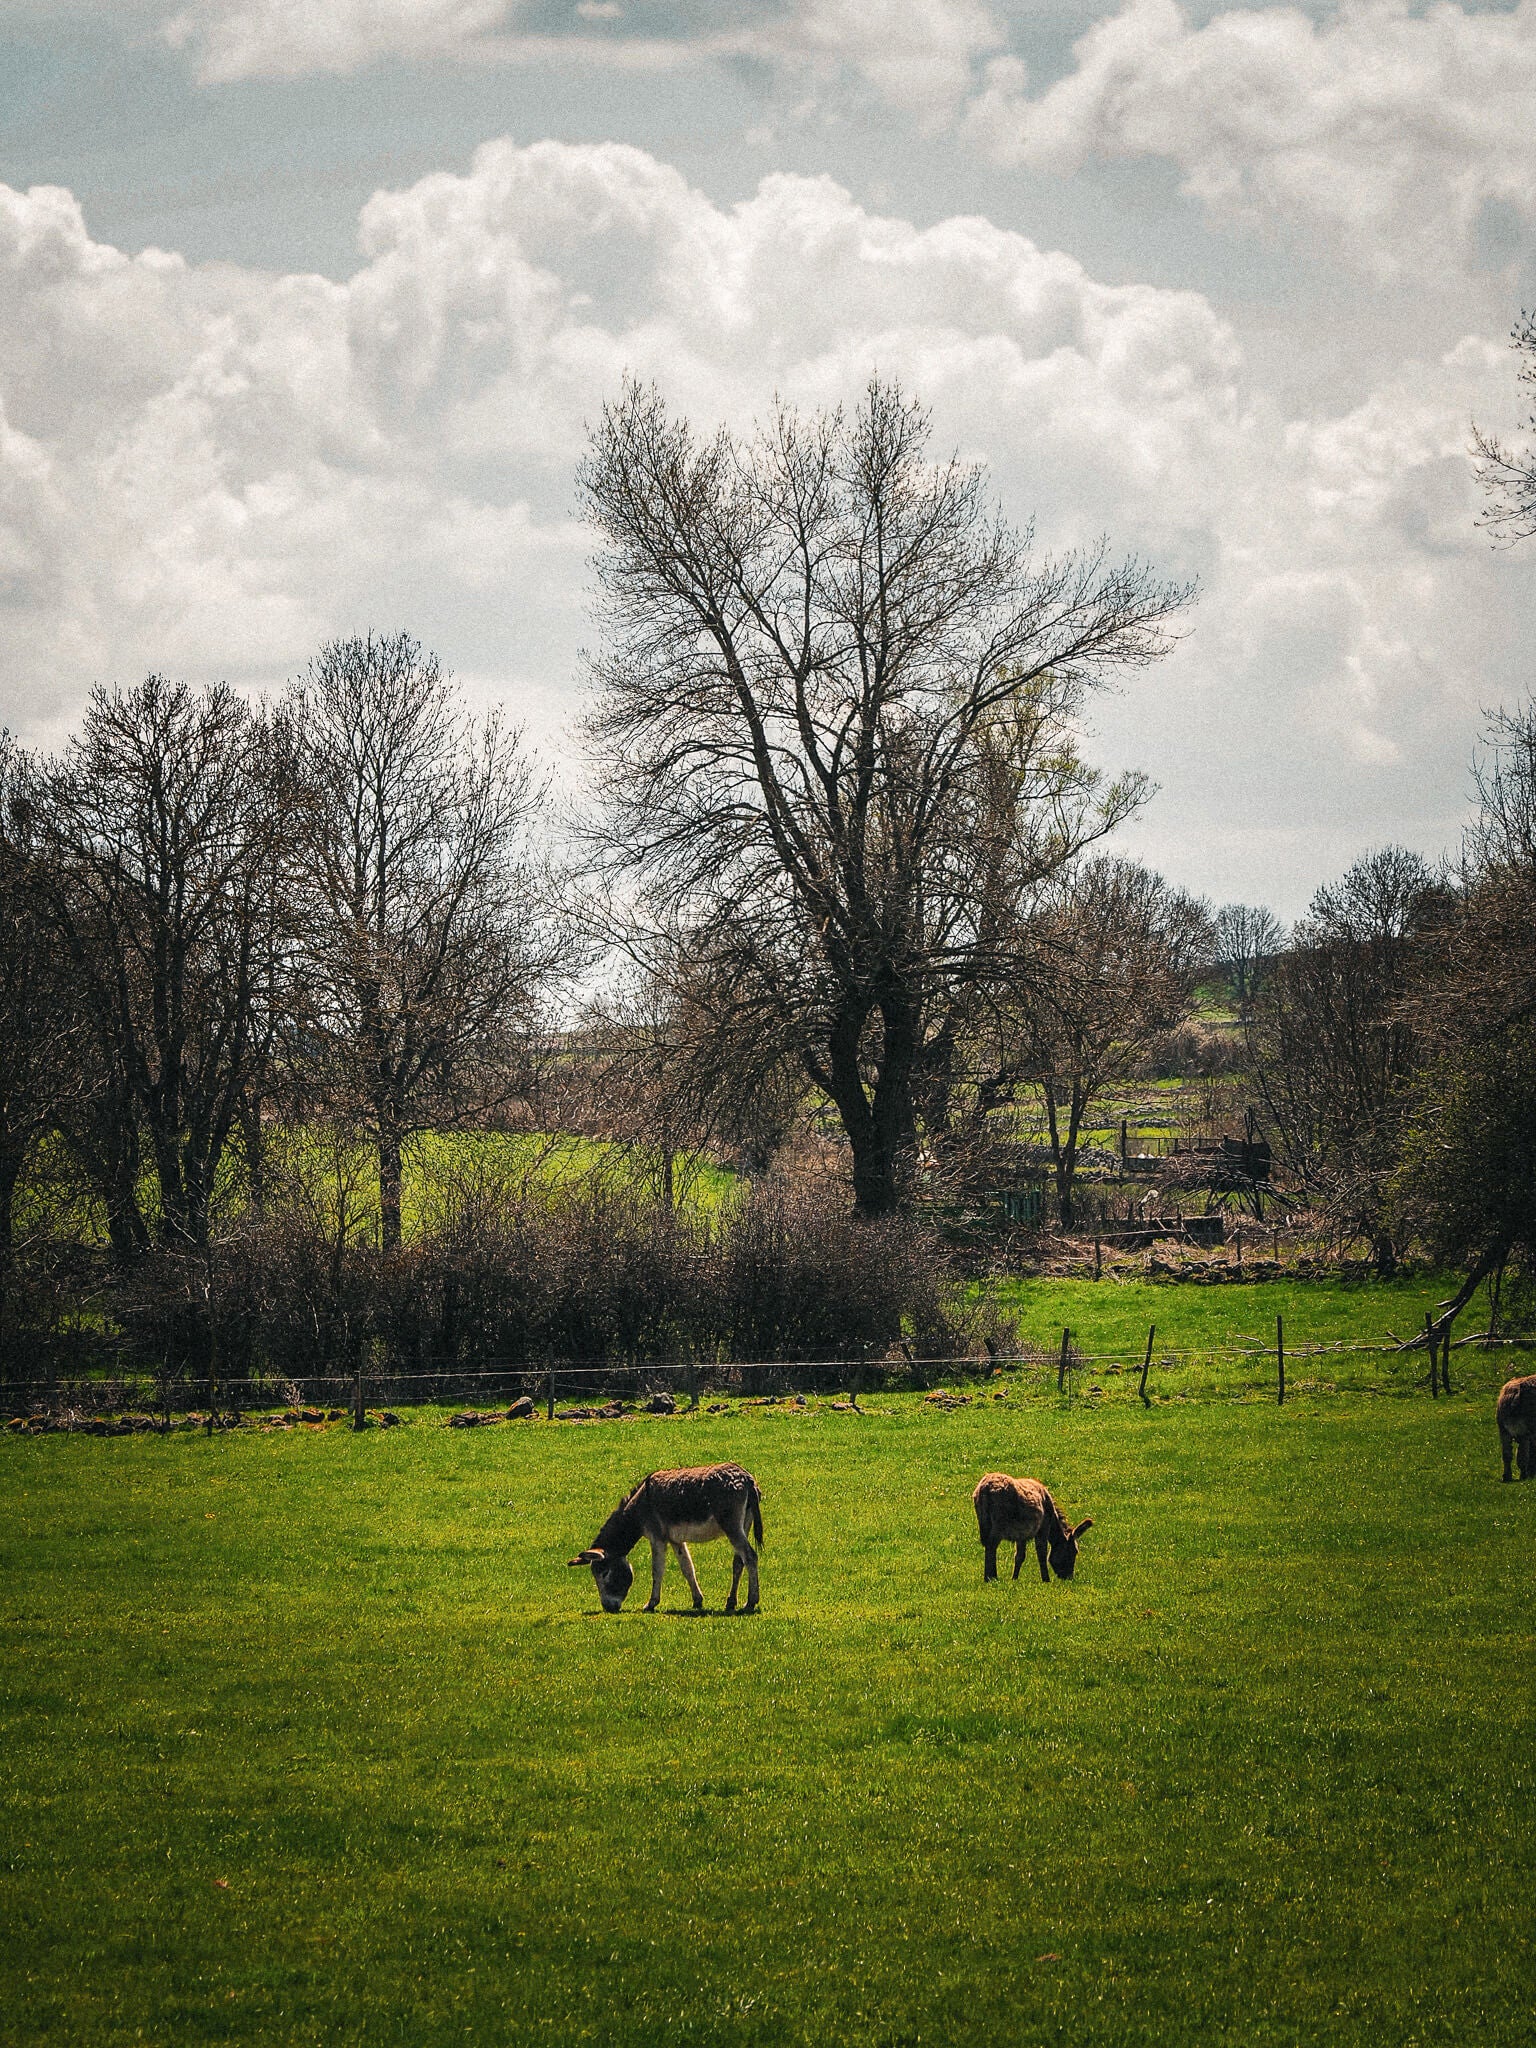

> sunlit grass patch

[{"left": 3, "top": 1391, "right": 1532, "bottom": 2045}]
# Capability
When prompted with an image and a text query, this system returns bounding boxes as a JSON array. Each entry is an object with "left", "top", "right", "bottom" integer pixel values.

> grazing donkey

[
  {"left": 973, "top": 1472, "right": 1093, "bottom": 1583},
  {"left": 568, "top": 1464, "right": 764, "bottom": 1614},
  {"left": 1496, "top": 1375, "right": 1536, "bottom": 1481}
]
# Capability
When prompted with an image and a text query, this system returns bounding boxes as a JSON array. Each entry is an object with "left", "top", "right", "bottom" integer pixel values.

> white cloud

[
  {"left": 0, "top": 143, "right": 1526, "bottom": 906},
  {"left": 161, "top": 0, "right": 1004, "bottom": 104},
  {"left": 159, "top": 0, "right": 1536, "bottom": 285},
  {"left": 163, "top": 0, "right": 524, "bottom": 80},
  {"left": 966, "top": 0, "right": 1536, "bottom": 276},
  {"left": 771, "top": 0, "right": 1004, "bottom": 127}
]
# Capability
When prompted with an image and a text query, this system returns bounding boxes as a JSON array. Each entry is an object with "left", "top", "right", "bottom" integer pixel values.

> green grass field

[
  {"left": 4, "top": 1386, "right": 1533, "bottom": 2045},
  {"left": 991, "top": 1272, "right": 1489, "bottom": 1354}
]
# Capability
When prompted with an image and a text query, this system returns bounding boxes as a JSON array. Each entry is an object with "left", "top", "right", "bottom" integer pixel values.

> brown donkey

[
  {"left": 973, "top": 1473, "right": 1093, "bottom": 1583},
  {"left": 568, "top": 1463, "right": 764, "bottom": 1613},
  {"left": 1497, "top": 1375, "right": 1536, "bottom": 1481}
]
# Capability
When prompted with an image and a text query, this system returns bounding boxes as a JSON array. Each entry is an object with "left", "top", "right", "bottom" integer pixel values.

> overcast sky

[{"left": 3, "top": 0, "right": 1535, "bottom": 917}]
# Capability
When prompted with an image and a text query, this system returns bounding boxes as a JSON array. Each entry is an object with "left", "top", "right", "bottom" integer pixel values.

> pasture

[{"left": 4, "top": 1389, "right": 1533, "bottom": 2045}]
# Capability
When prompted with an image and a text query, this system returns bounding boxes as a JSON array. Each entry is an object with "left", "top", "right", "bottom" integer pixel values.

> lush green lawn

[
  {"left": 4, "top": 1392, "right": 1533, "bottom": 2046},
  {"left": 992, "top": 1271, "right": 1488, "bottom": 1354}
]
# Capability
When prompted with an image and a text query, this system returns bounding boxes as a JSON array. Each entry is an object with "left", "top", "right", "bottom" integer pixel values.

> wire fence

[{"left": 5, "top": 1320, "right": 1532, "bottom": 1431}]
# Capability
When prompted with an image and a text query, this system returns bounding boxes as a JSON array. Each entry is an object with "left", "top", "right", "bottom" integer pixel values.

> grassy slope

[
  {"left": 4, "top": 1395, "right": 1533, "bottom": 2046},
  {"left": 989, "top": 1272, "right": 1483, "bottom": 1354}
]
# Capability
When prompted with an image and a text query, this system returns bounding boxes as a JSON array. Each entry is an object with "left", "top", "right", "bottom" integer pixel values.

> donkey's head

[
  {"left": 1047, "top": 1516, "right": 1094, "bottom": 1580},
  {"left": 568, "top": 1547, "right": 635, "bottom": 1612}
]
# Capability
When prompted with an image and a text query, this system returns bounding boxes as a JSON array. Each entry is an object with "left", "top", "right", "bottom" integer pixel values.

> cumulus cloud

[
  {"left": 966, "top": 0, "right": 1536, "bottom": 276},
  {"left": 0, "top": 142, "right": 1525, "bottom": 900},
  {"left": 163, "top": 0, "right": 523, "bottom": 80},
  {"left": 161, "top": 0, "right": 1004, "bottom": 105},
  {"left": 769, "top": 0, "right": 1003, "bottom": 127},
  {"left": 160, "top": 0, "right": 1536, "bottom": 283}
]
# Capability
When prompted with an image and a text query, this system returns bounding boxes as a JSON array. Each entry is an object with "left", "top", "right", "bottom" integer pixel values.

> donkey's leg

[
  {"left": 674, "top": 1542, "right": 705, "bottom": 1611},
  {"left": 726, "top": 1546, "right": 744, "bottom": 1613},
  {"left": 1012, "top": 1540, "right": 1028, "bottom": 1581},
  {"left": 741, "top": 1538, "right": 759, "bottom": 1613},
  {"left": 643, "top": 1536, "right": 667, "bottom": 1611},
  {"left": 981, "top": 1531, "right": 999, "bottom": 1581},
  {"left": 1035, "top": 1533, "right": 1051, "bottom": 1583},
  {"left": 1520, "top": 1433, "right": 1534, "bottom": 1480},
  {"left": 1502, "top": 1427, "right": 1515, "bottom": 1482}
]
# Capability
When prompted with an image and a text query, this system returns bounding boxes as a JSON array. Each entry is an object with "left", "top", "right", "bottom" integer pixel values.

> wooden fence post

[
  {"left": 352, "top": 1349, "right": 365, "bottom": 1432},
  {"left": 1094, "top": 1237, "right": 1102, "bottom": 1280},
  {"left": 1440, "top": 1323, "right": 1452, "bottom": 1397},
  {"left": 546, "top": 1365, "right": 556, "bottom": 1421},
  {"left": 1425, "top": 1313, "right": 1438, "bottom": 1399},
  {"left": 1276, "top": 1314, "right": 1284, "bottom": 1407},
  {"left": 1058, "top": 1326, "right": 1071, "bottom": 1394},
  {"left": 1139, "top": 1324, "right": 1155, "bottom": 1408}
]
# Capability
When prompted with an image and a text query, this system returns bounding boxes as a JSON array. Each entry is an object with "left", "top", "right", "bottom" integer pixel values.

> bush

[{"left": 207, "top": 1161, "right": 990, "bottom": 1385}]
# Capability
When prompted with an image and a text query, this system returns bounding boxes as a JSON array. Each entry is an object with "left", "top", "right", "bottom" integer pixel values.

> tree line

[{"left": 0, "top": 370, "right": 1532, "bottom": 1381}]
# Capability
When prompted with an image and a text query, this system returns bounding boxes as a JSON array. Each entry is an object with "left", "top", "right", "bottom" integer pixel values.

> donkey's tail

[{"left": 749, "top": 1479, "right": 764, "bottom": 1549}]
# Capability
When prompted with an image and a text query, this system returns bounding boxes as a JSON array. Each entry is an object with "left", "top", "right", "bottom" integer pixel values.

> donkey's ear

[
  {"left": 1072, "top": 1518, "right": 1094, "bottom": 1539},
  {"left": 567, "top": 1548, "right": 604, "bottom": 1567}
]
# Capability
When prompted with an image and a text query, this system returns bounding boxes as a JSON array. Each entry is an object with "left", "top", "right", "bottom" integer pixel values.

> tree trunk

[
  {"left": 1044, "top": 1088, "right": 1078, "bottom": 1229},
  {"left": 0, "top": 1151, "right": 19, "bottom": 1371},
  {"left": 378, "top": 1119, "right": 404, "bottom": 1253}
]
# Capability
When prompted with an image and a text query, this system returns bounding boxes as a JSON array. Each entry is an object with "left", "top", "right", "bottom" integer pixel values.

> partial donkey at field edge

[
  {"left": 1496, "top": 1374, "right": 1536, "bottom": 1481},
  {"left": 973, "top": 1473, "right": 1093, "bottom": 1583},
  {"left": 568, "top": 1463, "right": 764, "bottom": 1613}
]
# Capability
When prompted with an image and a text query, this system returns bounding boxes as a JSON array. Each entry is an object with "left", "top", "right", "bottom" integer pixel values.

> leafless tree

[
  {"left": 0, "top": 737, "right": 79, "bottom": 1337},
  {"left": 30, "top": 678, "right": 291, "bottom": 1261},
  {"left": 1473, "top": 310, "right": 1536, "bottom": 542},
  {"left": 573, "top": 968, "right": 805, "bottom": 1206},
  {"left": 289, "top": 633, "right": 572, "bottom": 1251},
  {"left": 1213, "top": 901, "right": 1284, "bottom": 1010},
  {"left": 1393, "top": 701, "right": 1536, "bottom": 1327},
  {"left": 1246, "top": 846, "right": 1443, "bottom": 1274},
  {"left": 581, "top": 378, "right": 1191, "bottom": 1214},
  {"left": 976, "top": 857, "right": 1213, "bottom": 1226}
]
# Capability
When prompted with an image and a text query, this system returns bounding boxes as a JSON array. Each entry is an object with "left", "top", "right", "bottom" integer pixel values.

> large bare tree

[
  {"left": 581, "top": 378, "right": 1191, "bottom": 1213},
  {"left": 32, "top": 678, "right": 289, "bottom": 1260},
  {"left": 0, "top": 738, "right": 78, "bottom": 1335},
  {"left": 290, "top": 633, "right": 569, "bottom": 1251}
]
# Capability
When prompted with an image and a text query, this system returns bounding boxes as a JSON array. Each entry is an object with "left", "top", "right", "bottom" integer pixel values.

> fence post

[
  {"left": 1439, "top": 1320, "right": 1452, "bottom": 1397},
  {"left": 1094, "top": 1237, "right": 1102, "bottom": 1280},
  {"left": 1425, "top": 1313, "right": 1438, "bottom": 1399},
  {"left": 1139, "top": 1324, "right": 1155, "bottom": 1408},
  {"left": 687, "top": 1359, "right": 699, "bottom": 1411},
  {"left": 546, "top": 1365, "right": 556, "bottom": 1421},
  {"left": 1058, "top": 1326, "right": 1070, "bottom": 1394},
  {"left": 1276, "top": 1314, "right": 1284, "bottom": 1407},
  {"left": 352, "top": 1349, "right": 366, "bottom": 1432}
]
